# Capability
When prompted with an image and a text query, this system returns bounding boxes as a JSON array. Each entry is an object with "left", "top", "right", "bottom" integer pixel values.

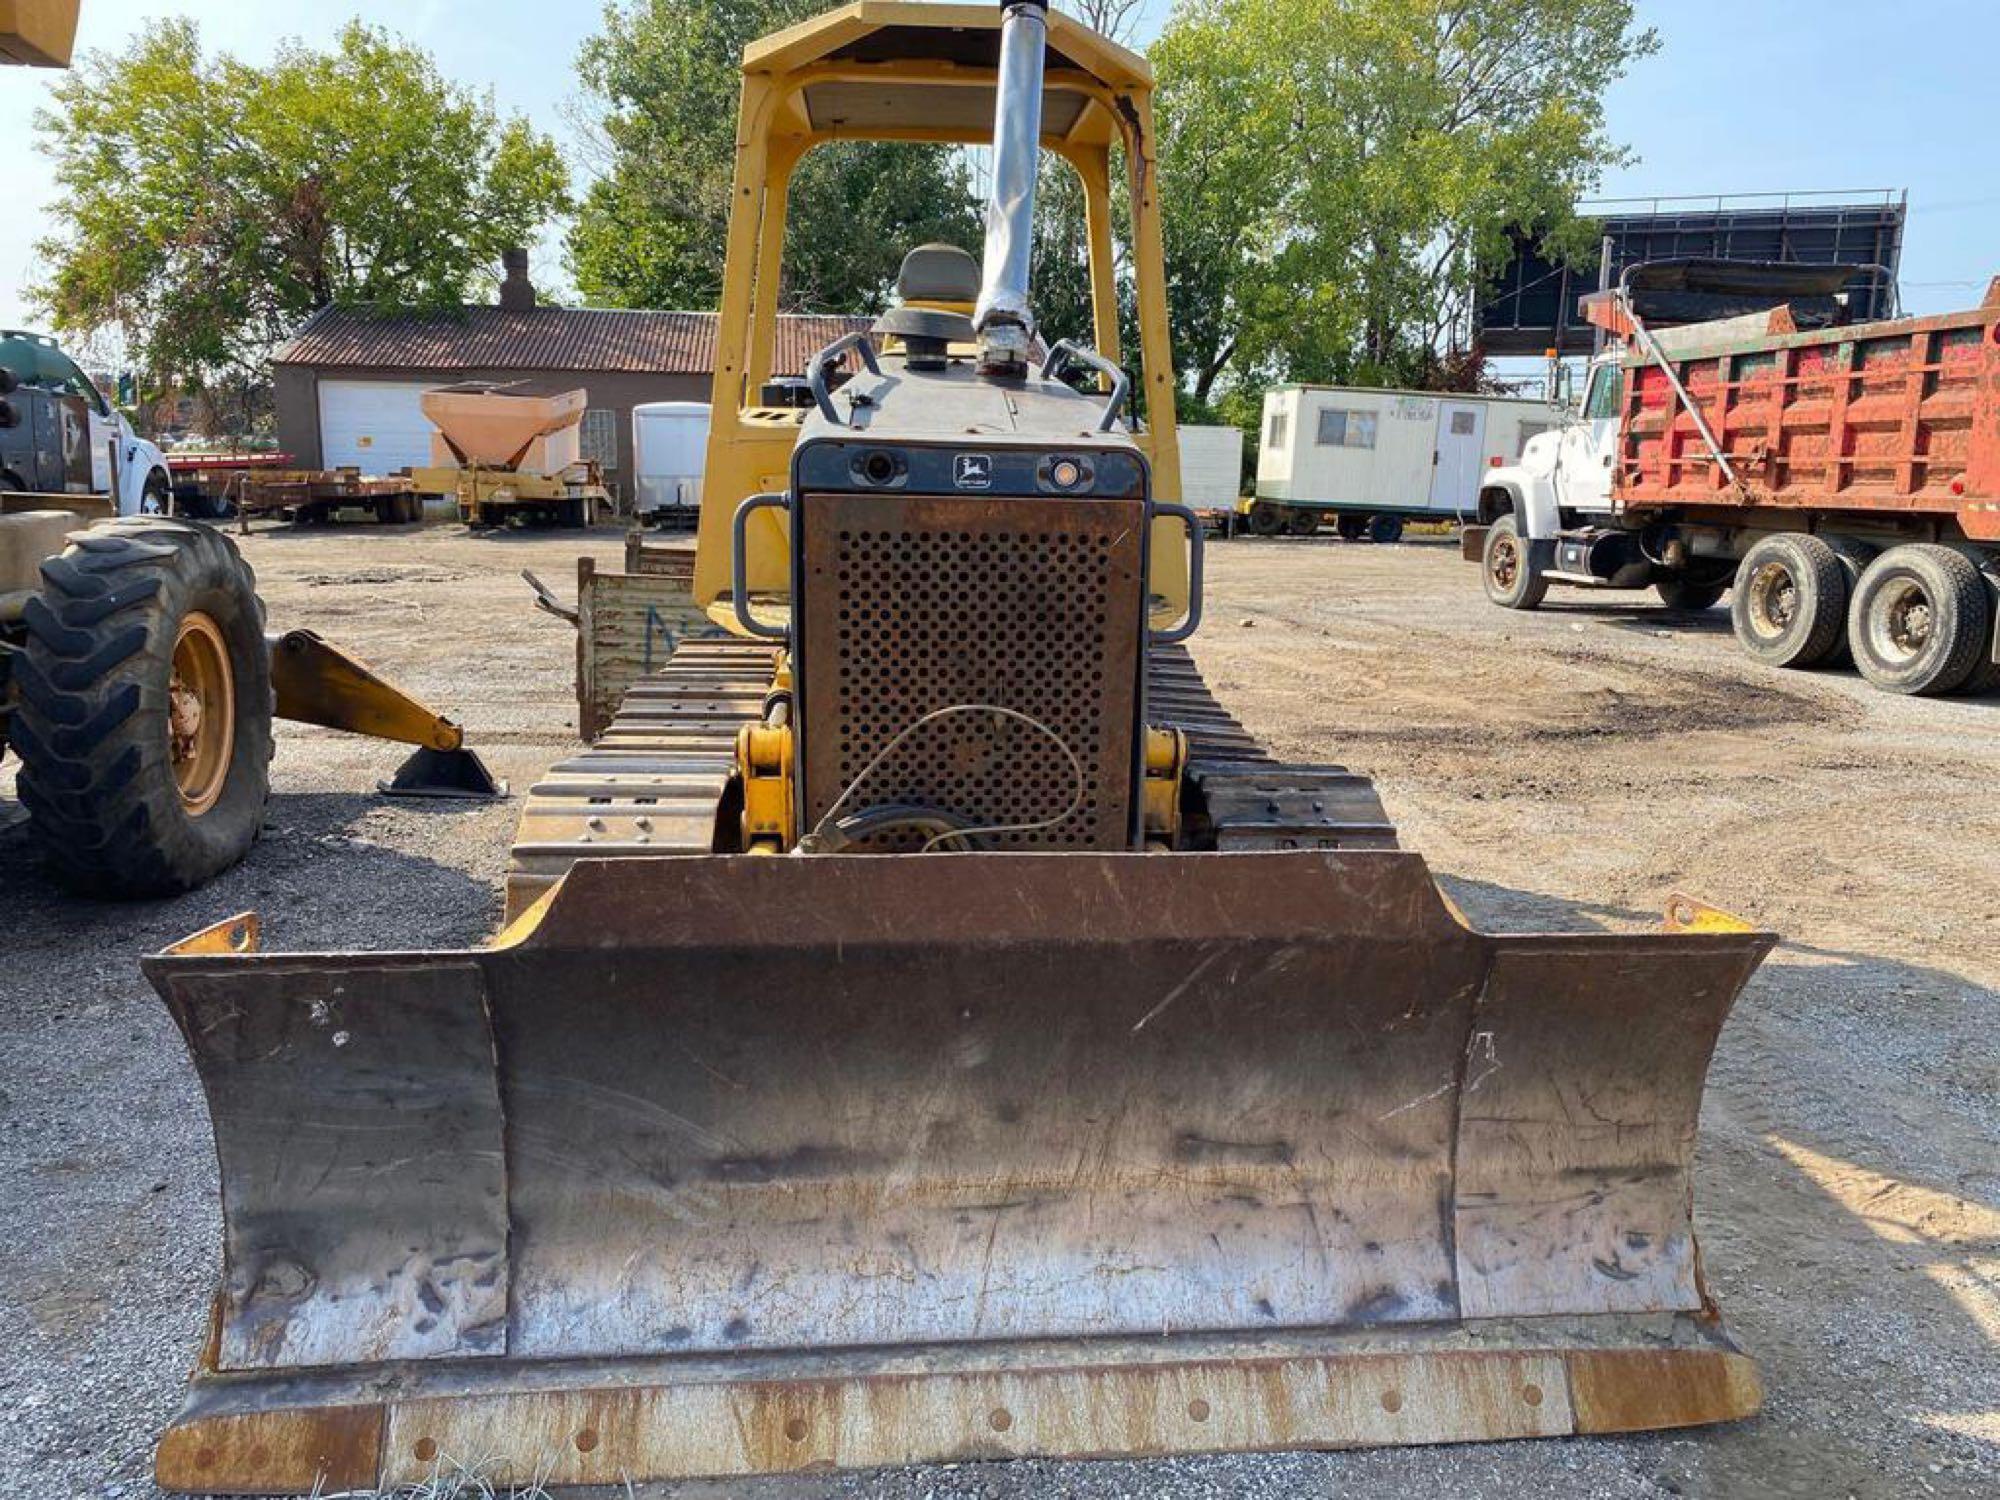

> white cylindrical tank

[{"left": 632, "top": 402, "right": 711, "bottom": 520}]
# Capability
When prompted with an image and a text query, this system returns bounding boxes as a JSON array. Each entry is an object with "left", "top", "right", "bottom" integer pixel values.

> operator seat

[{"left": 875, "top": 245, "right": 980, "bottom": 368}]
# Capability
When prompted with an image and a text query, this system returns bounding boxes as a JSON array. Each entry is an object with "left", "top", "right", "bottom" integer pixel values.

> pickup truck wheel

[
  {"left": 1656, "top": 576, "right": 1727, "bottom": 612},
  {"left": 1246, "top": 503, "right": 1283, "bottom": 537},
  {"left": 1482, "top": 514, "right": 1547, "bottom": 610},
  {"left": 10, "top": 518, "right": 274, "bottom": 896},
  {"left": 1730, "top": 534, "right": 1848, "bottom": 669},
  {"left": 1847, "top": 543, "right": 1990, "bottom": 696}
]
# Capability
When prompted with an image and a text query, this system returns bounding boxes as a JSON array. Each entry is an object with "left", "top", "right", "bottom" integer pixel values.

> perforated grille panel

[{"left": 799, "top": 493, "right": 1145, "bottom": 851}]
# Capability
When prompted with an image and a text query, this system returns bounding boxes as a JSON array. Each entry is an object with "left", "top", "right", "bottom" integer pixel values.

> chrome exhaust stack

[{"left": 975, "top": 0, "right": 1050, "bottom": 375}]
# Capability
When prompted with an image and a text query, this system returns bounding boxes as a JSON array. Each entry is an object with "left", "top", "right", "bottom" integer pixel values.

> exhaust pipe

[{"left": 975, "top": 0, "right": 1049, "bottom": 375}]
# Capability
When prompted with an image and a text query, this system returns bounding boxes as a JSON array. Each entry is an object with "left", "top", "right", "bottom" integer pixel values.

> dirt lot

[{"left": 1, "top": 524, "right": 1994, "bottom": 1500}]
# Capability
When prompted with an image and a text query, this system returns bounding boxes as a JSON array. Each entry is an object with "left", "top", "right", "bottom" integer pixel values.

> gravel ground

[{"left": 0, "top": 524, "right": 1993, "bottom": 1500}]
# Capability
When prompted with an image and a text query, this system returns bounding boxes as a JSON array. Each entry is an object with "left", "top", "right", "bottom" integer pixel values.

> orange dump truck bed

[{"left": 1614, "top": 277, "right": 2000, "bottom": 542}]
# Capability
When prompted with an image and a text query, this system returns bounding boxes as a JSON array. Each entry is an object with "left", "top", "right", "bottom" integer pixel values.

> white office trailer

[
  {"left": 1249, "top": 385, "right": 1556, "bottom": 539},
  {"left": 1175, "top": 424, "right": 1246, "bottom": 509},
  {"left": 632, "top": 402, "right": 711, "bottom": 524}
]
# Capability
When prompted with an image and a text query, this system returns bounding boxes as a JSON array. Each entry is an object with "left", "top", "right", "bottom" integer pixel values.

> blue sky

[{"left": 3, "top": 0, "right": 1994, "bottom": 337}]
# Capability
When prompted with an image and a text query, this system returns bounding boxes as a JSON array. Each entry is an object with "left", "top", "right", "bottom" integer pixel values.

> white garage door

[{"left": 317, "top": 380, "right": 440, "bottom": 473}]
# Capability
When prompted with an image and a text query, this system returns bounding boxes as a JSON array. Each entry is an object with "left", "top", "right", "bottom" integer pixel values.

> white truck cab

[
  {"left": 0, "top": 331, "right": 173, "bottom": 516},
  {"left": 1465, "top": 342, "right": 1730, "bottom": 612},
  {"left": 1476, "top": 353, "right": 1621, "bottom": 545}
]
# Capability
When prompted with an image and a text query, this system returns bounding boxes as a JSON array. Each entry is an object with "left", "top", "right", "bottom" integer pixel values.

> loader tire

[
  {"left": 11, "top": 518, "right": 273, "bottom": 897},
  {"left": 1847, "top": 543, "right": 1990, "bottom": 696},
  {"left": 1482, "top": 514, "right": 1546, "bottom": 610},
  {"left": 1730, "top": 533, "right": 1849, "bottom": 669}
]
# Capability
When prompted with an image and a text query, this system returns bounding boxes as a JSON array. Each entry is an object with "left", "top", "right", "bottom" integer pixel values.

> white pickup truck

[{"left": 0, "top": 330, "right": 174, "bottom": 515}]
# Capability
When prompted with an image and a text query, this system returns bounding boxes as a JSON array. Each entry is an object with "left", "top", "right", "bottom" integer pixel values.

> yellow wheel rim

[{"left": 169, "top": 612, "right": 235, "bottom": 817}]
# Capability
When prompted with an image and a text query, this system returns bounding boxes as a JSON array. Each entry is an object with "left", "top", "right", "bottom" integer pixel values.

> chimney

[{"left": 499, "top": 248, "right": 537, "bottom": 312}]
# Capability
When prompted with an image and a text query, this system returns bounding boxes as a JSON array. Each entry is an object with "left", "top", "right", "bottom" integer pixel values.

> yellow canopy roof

[{"left": 745, "top": 1, "right": 1152, "bottom": 150}]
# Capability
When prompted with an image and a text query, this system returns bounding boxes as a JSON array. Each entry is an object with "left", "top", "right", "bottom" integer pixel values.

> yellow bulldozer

[{"left": 143, "top": 5, "right": 1775, "bottom": 1493}]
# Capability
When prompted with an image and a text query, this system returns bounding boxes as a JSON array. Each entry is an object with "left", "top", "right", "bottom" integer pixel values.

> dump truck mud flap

[{"left": 146, "top": 852, "right": 1773, "bottom": 1494}]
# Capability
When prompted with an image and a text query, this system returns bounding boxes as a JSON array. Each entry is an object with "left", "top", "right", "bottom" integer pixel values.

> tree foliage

[
  {"left": 1153, "top": 0, "right": 1656, "bottom": 398},
  {"left": 569, "top": 0, "right": 982, "bottom": 318},
  {"left": 33, "top": 20, "right": 569, "bottom": 402}
]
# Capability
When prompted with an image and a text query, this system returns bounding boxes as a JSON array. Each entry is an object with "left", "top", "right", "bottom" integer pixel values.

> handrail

[
  {"left": 1041, "top": 339, "right": 1132, "bottom": 433},
  {"left": 807, "top": 333, "right": 882, "bottom": 427}
]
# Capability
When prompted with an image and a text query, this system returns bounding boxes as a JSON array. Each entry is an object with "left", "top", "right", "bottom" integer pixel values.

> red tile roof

[{"left": 274, "top": 306, "right": 874, "bottom": 378}]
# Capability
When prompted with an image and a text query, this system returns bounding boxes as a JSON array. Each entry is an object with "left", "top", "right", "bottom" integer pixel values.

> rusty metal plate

[
  {"left": 795, "top": 494, "right": 1146, "bottom": 850},
  {"left": 147, "top": 851, "right": 1773, "bottom": 1389},
  {"left": 155, "top": 1405, "right": 383, "bottom": 1496},
  {"left": 153, "top": 1325, "right": 1762, "bottom": 1494},
  {"left": 149, "top": 958, "right": 509, "bottom": 1371}
]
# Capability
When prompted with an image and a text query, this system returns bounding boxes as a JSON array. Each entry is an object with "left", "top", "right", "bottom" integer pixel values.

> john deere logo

[{"left": 954, "top": 453, "right": 993, "bottom": 490}]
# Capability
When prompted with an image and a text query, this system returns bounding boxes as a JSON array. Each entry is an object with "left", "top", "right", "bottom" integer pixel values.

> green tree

[
  {"left": 1153, "top": 0, "right": 1656, "bottom": 398},
  {"left": 569, "top": 0, "right": 981, "bottom": 318},
  {"left": 33, "top": 20, "right": 569, "bottom": 418}
]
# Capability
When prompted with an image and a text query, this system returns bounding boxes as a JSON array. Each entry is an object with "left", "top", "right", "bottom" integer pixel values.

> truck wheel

[
  {"left": 1287, "top": 509, "right": 1319, "bottom": 536},
  {"left": 1730, "top": 534, "right": 1849, "bottom": 669},
  {"left": 1656, "top": 576, "right": 1727, "bottom": 612},
  {"left": 10, "top": 518, "right": 274, "bottom": 896},
  {"left": 141, "top": 470, "right": 171, "bottom": 516},
  {"left": 1847, "top": 543, "right": 1990, "bottom": 696},
  {"left": 1368, "top": 514, "right": 1405, "bottom": 545},
  {"left": 1336, "top": 514, "right": 1368, "bottom": 542},
  {"left": 1247, "top": 503, "right": 1283, "bottom": 537},
  {"left": 1482, "top": 514, "right": 1547, "bottom": 610}
]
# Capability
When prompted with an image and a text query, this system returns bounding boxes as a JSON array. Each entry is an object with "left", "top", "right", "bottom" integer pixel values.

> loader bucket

[{"left": 146, "top": 852, "right": 1772, "bottom": 1496}]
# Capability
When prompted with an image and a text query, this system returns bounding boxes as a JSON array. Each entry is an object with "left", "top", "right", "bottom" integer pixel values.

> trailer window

[
  {"left": 1266, "top": 410, "right": 1288, "bottom": 450},
  {"left": 1316, "top": 409, "right": 1377, "bottom": 450},
  {"left": 1584, "top": 367, "right": 1624, "bottom": 423}
]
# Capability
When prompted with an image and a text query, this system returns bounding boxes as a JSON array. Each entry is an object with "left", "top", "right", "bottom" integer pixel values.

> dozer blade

[{"left": 146, "top": 852, "right": 1772, "bottom": 1496}]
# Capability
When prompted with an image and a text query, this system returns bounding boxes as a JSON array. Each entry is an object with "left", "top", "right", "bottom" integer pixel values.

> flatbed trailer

[
  {"left": 171, "top": 459, "right": 423, "bottom": 531},
  {"left": 1469, "top": 262, "right": 2000, "bottom": 696}
]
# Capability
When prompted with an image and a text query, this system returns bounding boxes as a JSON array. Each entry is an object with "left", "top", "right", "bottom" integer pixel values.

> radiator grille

[{"left": 799, "top": 494, "right": 1145, "bottom": 851}]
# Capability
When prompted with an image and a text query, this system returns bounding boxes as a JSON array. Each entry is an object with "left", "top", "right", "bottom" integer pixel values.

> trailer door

[{"left": 1430, "top": 402, "right": 1486, "bottom": 515}]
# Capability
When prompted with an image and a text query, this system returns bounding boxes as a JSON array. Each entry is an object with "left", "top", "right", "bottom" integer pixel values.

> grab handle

[
  {"left": 1148, "top": 502, "right": 1205, "bottom": 645},
  {"left": 808, "top": 333, "right": 883, "bottom": 426},
  {"left": 1041, "top": 339, "right": 1132, "bottom": 433},
  {"left": 730, "top": 492, "right": 791, "bottom": 641}
]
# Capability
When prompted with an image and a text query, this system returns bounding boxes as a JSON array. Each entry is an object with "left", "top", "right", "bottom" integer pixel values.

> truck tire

[
  {"left": 1246, "top": 503, "right": 1284, "bottom": 537},
  {"left": 1730, "top": 534, "right": 1848, "bottom": 669},
  {"left": 1482, "top": 514, "right": 1547, "bottom": 610},
  {"left": 1847, "top": 543, "right": 1990, "bottom": 696},
  {"left": 1656, "top": 576, "right": 1727, "bottom": 612},
  {"left": 1368, "top": 514, "right": 1405, "bottom": 545},
  {"left": 1336, "top": 514, "right": 1368, "bottom": 542},
  {"left": 141, "top": 469, "right": 170, "bottom": 516},
  {"left": 10, "top": 518, "right": 273, "bottom": 896},
  {"left": 1287, "top": 508, "right": 1319, "bottom": 536}
]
